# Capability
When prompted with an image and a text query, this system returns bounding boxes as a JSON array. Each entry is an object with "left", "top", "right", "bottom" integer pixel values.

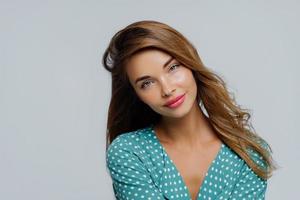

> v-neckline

[{"left": 148, "top": 124, "right": 224, "bottom": 200}]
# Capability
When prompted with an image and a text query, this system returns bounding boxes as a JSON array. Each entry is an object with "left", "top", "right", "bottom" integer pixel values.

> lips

[{"left": 164, "top": 93, "right": 186, "bottom": 107}]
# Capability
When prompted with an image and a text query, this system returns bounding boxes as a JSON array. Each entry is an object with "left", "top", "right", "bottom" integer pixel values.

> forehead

[{"left": 125, "top": 49, "right": 172, "bottom": 78}]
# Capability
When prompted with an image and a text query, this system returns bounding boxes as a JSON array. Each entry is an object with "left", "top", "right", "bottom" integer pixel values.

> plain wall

[{"left": 1, "top": 0, "right": 299, "bottom": 199}]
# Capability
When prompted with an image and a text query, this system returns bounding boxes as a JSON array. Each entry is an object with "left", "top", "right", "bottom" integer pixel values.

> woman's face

[{"left": 125, "top": 49, "right": 198, "bottom": 119}]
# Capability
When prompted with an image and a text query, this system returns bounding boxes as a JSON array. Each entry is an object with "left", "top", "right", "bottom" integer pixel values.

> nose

[{"left": 160, "top": 77, "right": 175, "bottom": 97}]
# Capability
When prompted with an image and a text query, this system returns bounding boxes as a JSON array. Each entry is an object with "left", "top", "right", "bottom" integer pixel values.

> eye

[
  {"left": 169, "top": 63, "right": 180, "bottom": 71},
  {"left": 140, "top": 80, "right": 154, "bottom": 89}
]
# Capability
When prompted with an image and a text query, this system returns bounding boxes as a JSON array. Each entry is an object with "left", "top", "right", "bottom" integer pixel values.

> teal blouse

[{"left": 106, "top": 124, "right": 268, "bottom": 200}]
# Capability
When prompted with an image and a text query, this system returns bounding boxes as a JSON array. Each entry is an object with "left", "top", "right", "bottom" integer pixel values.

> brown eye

[{"left": 141, "top": 80, "right": 154, "bottom": 89}]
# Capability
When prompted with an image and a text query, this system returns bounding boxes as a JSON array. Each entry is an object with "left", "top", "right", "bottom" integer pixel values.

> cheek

[
  {"left": 135, "top": 90, "right": 159, "bottom": 105},
  {"left": 173, "top": 72, "right": 187, "bottom": 83},
  {"left": 173, "top": 69, "right": 194, "bottom": 87}
]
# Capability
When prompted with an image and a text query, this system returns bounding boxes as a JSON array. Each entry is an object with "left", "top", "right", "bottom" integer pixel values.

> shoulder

[
  {"left": 106, "top": 126, "right": 153, "bottom": 162},
  {"left": 247, "top": 138, "right": 271, "bottom": 171},
  {"left": 225, "top": 141, "right": 269, "bottom": 198},
  {"left": 105, "top": 125, "right": 161, "bottom": 185}
]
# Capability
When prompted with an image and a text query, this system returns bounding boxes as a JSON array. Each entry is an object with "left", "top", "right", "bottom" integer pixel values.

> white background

[{"left": 1, "top": 0, "right": 299, "bottom": 199}]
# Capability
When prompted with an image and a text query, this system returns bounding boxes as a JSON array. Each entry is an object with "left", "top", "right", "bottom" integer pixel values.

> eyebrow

[{"left": 134, "top": 56, "right": 174, "bottom": 85}]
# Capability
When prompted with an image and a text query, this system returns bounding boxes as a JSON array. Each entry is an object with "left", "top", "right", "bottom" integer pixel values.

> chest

[{"left": 163, "top": 143, "right": 221, "bottom": 200}]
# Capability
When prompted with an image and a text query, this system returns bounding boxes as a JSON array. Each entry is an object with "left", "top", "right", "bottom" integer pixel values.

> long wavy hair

[{"left": 102, "top": 20, "right": 277, "bottom": 180}]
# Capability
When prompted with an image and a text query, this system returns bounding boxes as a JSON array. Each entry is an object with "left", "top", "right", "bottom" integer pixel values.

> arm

[{"left": 106, "top": 139, "right": 166, "bottom": 200}]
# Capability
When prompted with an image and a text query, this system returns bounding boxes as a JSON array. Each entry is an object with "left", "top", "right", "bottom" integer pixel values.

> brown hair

[{"left": 102, "top": 20, "right": 277, "bottom": 180}]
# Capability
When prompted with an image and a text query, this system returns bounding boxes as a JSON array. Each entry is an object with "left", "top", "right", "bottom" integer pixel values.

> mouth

[{"left": 164, "top": 93, "right": 186, "bottom": 108}]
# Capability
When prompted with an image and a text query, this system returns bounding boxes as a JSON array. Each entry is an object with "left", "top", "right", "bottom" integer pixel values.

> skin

[{"left": 125, "top": 49, "right": 222, "bottom": 200}]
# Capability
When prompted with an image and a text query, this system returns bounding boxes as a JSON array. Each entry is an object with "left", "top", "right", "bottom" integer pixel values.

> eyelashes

[
  {"left": 169, "top": 63, "right": 180, "bottom": 71},
  {"left": 140, "top": 80, "right": 153, "bottom": 89}
]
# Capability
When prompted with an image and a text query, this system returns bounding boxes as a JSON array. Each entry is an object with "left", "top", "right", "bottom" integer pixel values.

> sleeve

[
  {"left": 229, "top": 148, "right": 268, "bottom": 200},
  {"left": 106, "top": 138, "right": 166, "bottom": 200}
]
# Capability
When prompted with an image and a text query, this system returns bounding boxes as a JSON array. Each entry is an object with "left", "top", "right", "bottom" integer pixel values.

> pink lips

[{"left": 164, "top": 94, "right": 186, "bottom": 108}]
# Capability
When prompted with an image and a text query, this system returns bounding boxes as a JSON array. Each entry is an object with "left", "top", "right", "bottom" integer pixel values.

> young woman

[{"left": 102, "top": 20, "right": 277, "bottom": 200}]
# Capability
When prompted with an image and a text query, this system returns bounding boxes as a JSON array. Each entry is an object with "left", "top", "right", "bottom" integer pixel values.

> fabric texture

[{"left": 106, "top": 124, "right": 267, "bottom": 200}]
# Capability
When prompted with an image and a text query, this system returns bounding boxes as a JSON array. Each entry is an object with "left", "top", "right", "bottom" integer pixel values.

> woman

[{"left": 102, "top": 20, "right": 277, "bottom": 200}]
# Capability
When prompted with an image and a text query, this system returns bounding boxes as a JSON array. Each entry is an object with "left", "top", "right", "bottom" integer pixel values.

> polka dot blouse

[{"left": 106, "top": 124, "right": 268, "bottom": 200}]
